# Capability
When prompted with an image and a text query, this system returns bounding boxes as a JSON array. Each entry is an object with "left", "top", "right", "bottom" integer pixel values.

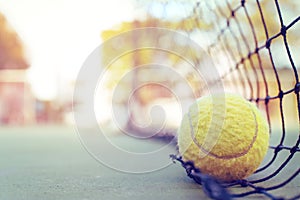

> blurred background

[
  {"left": 0, "top": 0, "right": 298, "bottom": 134},
  {"left": 0, "top": 1, "right": 299, "bottom": 199},
  {"left": 0, "top": 0, "right": 137, "bottom": 126}
]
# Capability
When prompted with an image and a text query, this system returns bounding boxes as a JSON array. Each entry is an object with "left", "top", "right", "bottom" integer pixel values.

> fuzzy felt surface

[{"left": 178, "top": 94, "right": 269, "bottom": 182}]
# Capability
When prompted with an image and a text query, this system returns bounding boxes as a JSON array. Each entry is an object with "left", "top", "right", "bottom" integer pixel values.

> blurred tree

[
  {"left": 0, "top": 12, "right": 32, "bottom": 125},
  {"left": 100, "top": 13, "right": 210, "bottom": 132},
  {"left": 0, "top": 13, "right": 28, "bottom": 69},
  {"left": 100, "top": 0, "right": 299, "bottom": 132}
]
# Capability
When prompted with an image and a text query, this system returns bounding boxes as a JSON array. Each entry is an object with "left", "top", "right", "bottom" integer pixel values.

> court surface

[{"left": 0, "top": 126, "right": 299, "bottom": 200}]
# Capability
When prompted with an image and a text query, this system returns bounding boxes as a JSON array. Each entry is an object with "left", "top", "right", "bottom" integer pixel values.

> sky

[{"left": 0, "top": 0, "right": 135, "bottom": 100}]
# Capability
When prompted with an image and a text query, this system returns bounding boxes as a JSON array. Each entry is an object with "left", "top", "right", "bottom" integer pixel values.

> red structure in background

[
  {"left": 0, "top": 13, "right": 35, "bottom": 125},
  {"left": 0, "top": 70, "right": 35, "bottom": 125},
  {"left": 0, "top": 82, "right": 24, "bottom": 124},
  {"left": 0, "top": 13, "right": 68, "bottom": 125}
]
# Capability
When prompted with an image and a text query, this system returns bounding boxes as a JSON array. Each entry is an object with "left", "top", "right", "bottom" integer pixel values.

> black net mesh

[
  {"left": 106, "top": 0, "right": 300, "bottom": 199},
  {"left": 160, "top": 0, "right": 300, "bottom": 199},
  {"left": 110, "top": 1, "right": 299, "bottom": 200}
]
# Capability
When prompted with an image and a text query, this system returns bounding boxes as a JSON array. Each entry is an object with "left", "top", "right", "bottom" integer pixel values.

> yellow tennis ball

[{"left": 178, "top": 93, "right": 269, "bottom": 182}]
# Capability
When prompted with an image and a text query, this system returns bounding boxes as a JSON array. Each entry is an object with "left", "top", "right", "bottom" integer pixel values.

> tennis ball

[{"left": 178, "top": 93, "right": 269, "bottom": 182}]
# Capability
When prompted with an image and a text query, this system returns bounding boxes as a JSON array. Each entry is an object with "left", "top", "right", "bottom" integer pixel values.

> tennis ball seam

[{"left": 187, "top": 101, "right": 258, "bottom": 160}]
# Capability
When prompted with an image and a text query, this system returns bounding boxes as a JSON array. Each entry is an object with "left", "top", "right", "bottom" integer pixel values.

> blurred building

[{"left": 0, "top": 13, "right": 34, "bottom": 125}]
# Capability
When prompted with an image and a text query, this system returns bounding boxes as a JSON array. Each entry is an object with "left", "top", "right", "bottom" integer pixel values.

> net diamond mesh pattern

[{"left": 157, "top": 0, "right": 300, "bottom": 199}]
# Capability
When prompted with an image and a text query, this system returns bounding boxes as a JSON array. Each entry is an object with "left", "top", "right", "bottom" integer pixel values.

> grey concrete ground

[{"left": 0, "top": 126, "right": 299, "bottom": 200}]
